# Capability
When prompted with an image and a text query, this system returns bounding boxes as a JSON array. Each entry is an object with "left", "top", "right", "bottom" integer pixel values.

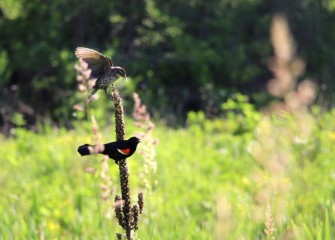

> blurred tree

[{"left": 0, "top": 0, "right": 335, "bottom": 130}]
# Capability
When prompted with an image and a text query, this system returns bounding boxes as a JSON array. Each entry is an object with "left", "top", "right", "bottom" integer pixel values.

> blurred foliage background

[
  {"left": 1, "top": 0, "right": 335, "bottom": 132},
  {"left": 1, "top": 1, "right": 335, "bottom": 239}
]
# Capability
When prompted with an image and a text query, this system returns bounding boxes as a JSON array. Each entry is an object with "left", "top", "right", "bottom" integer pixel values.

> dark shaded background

[{"left": 1, "top": 0, "right": 334, "bottom": 131}]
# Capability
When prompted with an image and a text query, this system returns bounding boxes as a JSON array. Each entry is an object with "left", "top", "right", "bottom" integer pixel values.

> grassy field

[{"left": 1, "top": 103, "right": 335, "bottom": 239}]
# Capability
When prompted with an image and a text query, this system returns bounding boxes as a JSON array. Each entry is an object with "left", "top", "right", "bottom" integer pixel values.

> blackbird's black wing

[
  {"left": 75, "top": 47, "right": 113, "bottom": 78},
  {"left": 103, "top": 140, "right": 132, "bottom": 159}
]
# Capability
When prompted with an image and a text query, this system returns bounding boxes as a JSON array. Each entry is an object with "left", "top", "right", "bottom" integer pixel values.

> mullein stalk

[
  {"left": 111, "top": 86, "right": 131, "bottom": 239},
  {"left": 112, "top": 86, "right": 143, "bottom": 239},
  {"left": 75, "top": 56, "right": 143, "bottom": 239}
]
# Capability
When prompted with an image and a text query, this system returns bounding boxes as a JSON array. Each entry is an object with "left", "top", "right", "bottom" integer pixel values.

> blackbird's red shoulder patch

[{"left": 117, "top": 148, "right": 130, "bottom": 155}]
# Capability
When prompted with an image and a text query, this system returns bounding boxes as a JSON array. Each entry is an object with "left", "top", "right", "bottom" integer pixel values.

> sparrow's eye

[{"left": 120, "top": 70, "right": 125, "bottom": 76}]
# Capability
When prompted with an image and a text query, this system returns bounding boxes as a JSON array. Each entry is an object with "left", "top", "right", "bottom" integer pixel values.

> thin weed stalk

[
  {"left": 75, "top": 62, "right": 116, "bottom": 218},
  {"left": 132, "top": 92, "right": 157, "bottom": 193},
  {"left": 265, "top": 202, "right": 276, "bottom": 240}
]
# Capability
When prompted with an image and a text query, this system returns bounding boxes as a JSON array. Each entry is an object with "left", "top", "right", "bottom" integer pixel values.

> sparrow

[{"left": 75, "top": 47, "right": 127, "bottom": 97}]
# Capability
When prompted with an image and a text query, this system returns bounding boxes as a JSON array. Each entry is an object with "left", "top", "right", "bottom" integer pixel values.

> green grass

[{"left": 1, "top": 108, "right": 335, "bottom": 239}]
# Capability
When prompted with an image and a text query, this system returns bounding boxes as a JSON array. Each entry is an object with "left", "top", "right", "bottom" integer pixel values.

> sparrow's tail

[
  {"left": 78, "top": 144, "right": 92, "bottom": 156},
  {"left": 88, "top": 88, "right": 98, "bottom": 98}
]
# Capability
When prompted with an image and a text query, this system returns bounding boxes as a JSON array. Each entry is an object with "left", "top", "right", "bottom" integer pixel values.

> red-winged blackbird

[
  {"left": 78, "top": 136, "right": 140, "bottom": 164},
  {"left": 75, "top": 47, "right": 127, "bottom": 97}
]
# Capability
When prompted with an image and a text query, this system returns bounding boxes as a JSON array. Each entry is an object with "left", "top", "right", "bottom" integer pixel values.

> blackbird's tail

[{"left": 78, "top": 144, "right": 92, "bottom": 156}]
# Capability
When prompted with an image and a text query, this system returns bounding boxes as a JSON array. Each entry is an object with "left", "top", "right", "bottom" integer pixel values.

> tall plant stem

[{"left": 112, "top": 86, "right": 132, "bottom": 240}]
